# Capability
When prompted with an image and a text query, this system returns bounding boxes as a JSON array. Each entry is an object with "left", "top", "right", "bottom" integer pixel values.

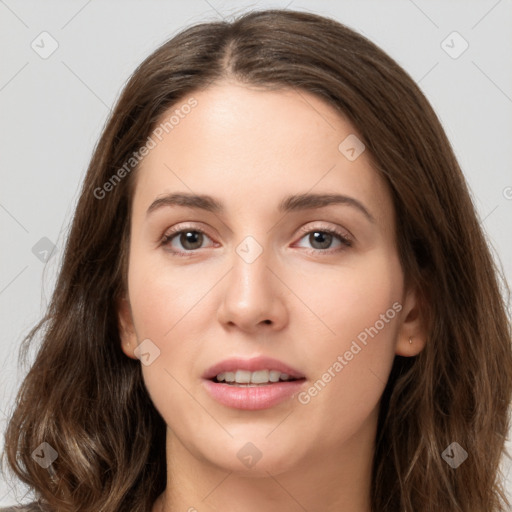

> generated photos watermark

[
  {"left": 298, "top": 301, "right": 403, "bottom": 404},
  {"left": 93, "top": 97, "right": 198, "bottom": 200}
]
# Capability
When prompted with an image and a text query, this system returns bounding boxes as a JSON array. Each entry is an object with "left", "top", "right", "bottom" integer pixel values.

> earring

[{"left": 409, "top": 336, "right": 413, "bottom": 344}]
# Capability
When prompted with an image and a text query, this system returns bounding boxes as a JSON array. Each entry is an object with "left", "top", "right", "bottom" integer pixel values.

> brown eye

[
  {"left": 177, "top": 231, "right": 204, "bottom": 250},
  {"left": 295, "top": 228, "right": 352, "bottom": 253},
  {"left": 162, "top": 228, "right": 214, "bottom": 254},
  {"left": 308, "top": 231, "right": 334, "bottom": 250}
]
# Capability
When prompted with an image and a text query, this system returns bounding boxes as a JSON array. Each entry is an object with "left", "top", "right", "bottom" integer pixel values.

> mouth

[
  {"left": 211, "top": 369, "right": 303, "bottom": 386},
  {"left": 202, "top": 356, "right": 306, "bottom": 410}
]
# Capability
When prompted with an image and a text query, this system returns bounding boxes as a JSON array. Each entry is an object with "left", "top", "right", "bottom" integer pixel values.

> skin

[{"left": 118, "top": 80, "right": 426, "bottom": 512}]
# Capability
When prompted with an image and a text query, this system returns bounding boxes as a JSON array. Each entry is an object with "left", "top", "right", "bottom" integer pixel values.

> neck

[{"left": 155, "top": 408, "right": 377, "bottom": 512}]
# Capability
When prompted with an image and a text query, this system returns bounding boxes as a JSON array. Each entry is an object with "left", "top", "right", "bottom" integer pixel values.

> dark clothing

[{"left": 0, "top": 504, "right": 45, "bottom": 511}]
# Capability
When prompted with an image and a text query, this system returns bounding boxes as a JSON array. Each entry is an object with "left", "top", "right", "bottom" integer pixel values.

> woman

[{"left": 1, "top": 8, "right": 511, "bottom": 512}]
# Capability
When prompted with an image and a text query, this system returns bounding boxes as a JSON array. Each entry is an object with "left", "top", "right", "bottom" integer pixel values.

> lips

[
  {"left": 202, "top": 356, "right": 307, "bottom": 410},
  {"left": 202, "top": 356, "right": 306, "bottom": 381}
]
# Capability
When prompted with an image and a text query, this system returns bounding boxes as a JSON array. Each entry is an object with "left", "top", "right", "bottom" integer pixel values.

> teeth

[
  {"left": 269, "top": 370, "right": 281, "bottom": 382},
  {"left": 236, "top": 370, "right": 251, "bottom": 383},
  {"left": 250, "top": 370, "right": 269, "bottom": 384},
  {"left": 214, "top": 369, "right": 296, "bottom": 384}
]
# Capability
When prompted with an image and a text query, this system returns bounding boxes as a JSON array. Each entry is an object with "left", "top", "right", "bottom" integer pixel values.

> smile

[
  {"left": 202, "top": 356, "right": 306, "bottom": 409},
  {"left": 214, "top": 369, "right": 298, "bottom": 385}
]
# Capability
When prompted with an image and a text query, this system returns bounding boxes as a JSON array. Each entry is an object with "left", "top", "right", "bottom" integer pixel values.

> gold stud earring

[{"left": 409, "top": 336, "right": 413, "bottom": 344}]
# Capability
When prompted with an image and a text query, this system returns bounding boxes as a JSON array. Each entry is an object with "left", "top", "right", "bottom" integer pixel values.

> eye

[
  {"left": 294, "top": 226, "right": 352, "bottom": 253},
  {"left": 161, "top": 226, "right": 215, "bottom": 256}
]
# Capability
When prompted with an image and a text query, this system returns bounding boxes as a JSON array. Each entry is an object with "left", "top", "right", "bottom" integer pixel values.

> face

[{"left": 119, "top": 81, "right": 423, "bottom": 476}]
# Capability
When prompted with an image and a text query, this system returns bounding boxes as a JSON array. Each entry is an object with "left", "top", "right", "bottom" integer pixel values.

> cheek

[
  {"left": 291, "top": 250, "right": 402, "bottom": 424},
  {"left": 127, "top": 262, "right": 207, "bottom": 426},
  {"left": 290, "top": 248, "right": 403, "bottom": 347},
  {"left": 126, "top": 253, "right": 217, "bottom": 410},
  {"left": 127, "top": 251, "right": 214, "bottom": 339}
]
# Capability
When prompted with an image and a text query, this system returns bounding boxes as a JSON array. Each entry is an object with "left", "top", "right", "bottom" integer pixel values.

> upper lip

[{"left": 202, "top": 356, "right": 306, "bottom": 380}]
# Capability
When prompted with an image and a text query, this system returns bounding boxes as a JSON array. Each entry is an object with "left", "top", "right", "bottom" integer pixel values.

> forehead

[{"left": 132, "top": 81, "right": 393, "bottom": 226}]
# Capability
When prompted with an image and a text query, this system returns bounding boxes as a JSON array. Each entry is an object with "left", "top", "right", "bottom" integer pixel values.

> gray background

[{"left": 1, "top": 0, "right": 511, "bottom": 506}]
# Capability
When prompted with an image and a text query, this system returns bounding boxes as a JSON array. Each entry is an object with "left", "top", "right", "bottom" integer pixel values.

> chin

[{"left": 193, "top": 432, "right": 307, "bottom": 476}]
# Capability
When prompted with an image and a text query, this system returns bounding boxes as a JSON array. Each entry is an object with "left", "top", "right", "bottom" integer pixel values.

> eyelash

[{"left": 160, "top": 224, "right": 353, "bottom": 258}]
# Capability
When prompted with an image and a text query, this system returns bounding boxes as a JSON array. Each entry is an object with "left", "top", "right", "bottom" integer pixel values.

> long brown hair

[{"left": 2, "top": 9, "right": 511, "bottom": 512}]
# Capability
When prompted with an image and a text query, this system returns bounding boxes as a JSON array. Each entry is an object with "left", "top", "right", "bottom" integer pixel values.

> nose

[{"left": 216, "top": 241, "right": 288, "bottom": 334}]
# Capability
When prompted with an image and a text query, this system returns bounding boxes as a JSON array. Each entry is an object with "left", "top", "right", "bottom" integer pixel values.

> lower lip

[{"left": 203, "top": 379, "right": 306, "bottom": 410}]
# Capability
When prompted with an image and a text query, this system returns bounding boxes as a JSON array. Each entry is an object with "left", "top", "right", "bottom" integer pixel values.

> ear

[
  {"left": 117, "top": 296, "right": 139, "bottom": 360},
  {"left": 395, "top": 286, "right": 428, "bottom": 357}
]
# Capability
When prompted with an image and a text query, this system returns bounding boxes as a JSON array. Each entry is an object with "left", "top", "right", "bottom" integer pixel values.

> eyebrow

[{"left": 146, "top": 192, "right": 375, "bottom": 223}]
